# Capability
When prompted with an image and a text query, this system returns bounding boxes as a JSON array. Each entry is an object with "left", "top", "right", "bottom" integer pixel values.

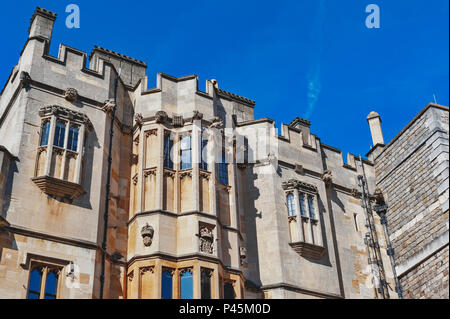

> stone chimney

[
  {"left": 206, "top": 79, "right": 219, "bottom": 96},
  {"left": 366, "top": 111, "right": 386, "bottom": 161},
  {"left": 367, "top": 111, "right": 385, "bottom": 146},
  {"left": 28, "top": 7, "right": 56, "bottom": 41}
]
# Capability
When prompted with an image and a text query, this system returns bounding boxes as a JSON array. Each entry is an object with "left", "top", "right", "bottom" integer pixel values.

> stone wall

[
  {"left": 401, "top": 245, "right": 449, "bottom": 299},
  {"left": 373, "top": 104, "right": 449, "bottom": 299}
]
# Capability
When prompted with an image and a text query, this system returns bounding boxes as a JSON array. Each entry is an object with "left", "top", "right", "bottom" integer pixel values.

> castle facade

[{"left": 0, "top": 7, "right": 447, "bottom": 299}]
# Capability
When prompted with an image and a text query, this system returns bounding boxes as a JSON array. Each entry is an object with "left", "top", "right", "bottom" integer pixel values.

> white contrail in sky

[{"left": 304, "top": 0, "right": 326, "bottom": 119}]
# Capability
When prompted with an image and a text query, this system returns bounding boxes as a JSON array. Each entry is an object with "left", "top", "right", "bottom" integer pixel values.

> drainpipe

[
  {"left": 358, "top": 155, "right": 389, "bottom": 299},
  {"left": 99, "top": 67, "right": 121, "bottom": 299},
  {"left": 374, "top": 203, "right": 403, "bottom": 299}
]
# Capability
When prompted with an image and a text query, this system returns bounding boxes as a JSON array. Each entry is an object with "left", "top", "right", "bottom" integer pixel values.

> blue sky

[{"left": 1, "top": 0, "right": 448, "bottom": 158}]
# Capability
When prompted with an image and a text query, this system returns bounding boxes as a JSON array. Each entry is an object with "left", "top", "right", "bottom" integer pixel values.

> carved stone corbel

[
  {"left": 155, "top": 111, "right": 168, "bottom": 124},
  {"left": 294, "top": 164, "right": 304, "bottom": 175},
  {"left": 141, "top": 223, "right": 154, "bottom": 247},
  {"left": 64, "top": 88, "right": 78, "bottom": 102},
  {"left": 322, "top": 170, "right": 333, "bottom": 187},
  {"left": 20, "top": 71, "right": 31, "bottom": 88},
  {"left": 193, "top": 110, "right": 204, "bottom": 120},
  {"left": 102, "top": 99, "right": 115, "bottom": 114},
  {"left": 134, "top": 113, "right": 144, "bottom": 126}
]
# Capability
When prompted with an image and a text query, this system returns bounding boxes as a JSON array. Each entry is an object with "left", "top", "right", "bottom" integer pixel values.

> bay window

[
  {"left": 282, "top": 179, "right": 325, "bottom": 259},
  {"left": 33, "top": 105, "right": 91, "bottom": 199}
]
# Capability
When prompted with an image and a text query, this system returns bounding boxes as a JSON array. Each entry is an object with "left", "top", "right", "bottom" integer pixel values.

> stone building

[
  {"left": 367, "top": 104, "right": 449, "bottom": 299},
  {"left": 0, "top": 7, "right": 444, "bottom": 299}
]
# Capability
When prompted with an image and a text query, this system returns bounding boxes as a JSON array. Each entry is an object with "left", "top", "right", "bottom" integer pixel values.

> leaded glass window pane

[
  {"left": 164, "top": 134, "right": 174, "bottom": 169},
  {"left": 218, "top": 151, "right": 228, "bottom": 185},
  {"left": 308, "top": 195, "right": 316, "bottom": 219},
  {"left": 40, "top": 122, "right": 50, "bottom": 146},
  {"left": 44, "top": 270, "right": 58, "bottom": 299},
  {"left": 199, "top": 137, "right": 208, "bottom": 171},
  {"left": 287, "top": 193, "right": 296, "bottom": 216},
  {"left": 201, "top": 270, "right": 211, "bottom": 299},
  {"left": 67, "top": 126, "right": 79, "bottom": 152},
  {"left": 180, "top": 270, "right": 193, "bottom": 299},
  {"left": 180, "top": 135, "right": 192, "bottom": 170},
  {"left": 299, "top": 193, "right": 307, "bottom": 217},
  {"left": 53, "top": 122, "right": 66, "bottom": 148},
  {"left": 161, "top": 270, "right": 173, "bottom": 299},
  {"left": 27, "top": 268, "right": 43, "bottom": 299}
]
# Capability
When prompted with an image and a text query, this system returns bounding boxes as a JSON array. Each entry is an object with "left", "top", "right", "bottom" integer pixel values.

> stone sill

[
  {"left": 32, "top": 175, "right": 85, "bottom": 199},
  {"left": 289, "top": 242, "right": 326, "bottom": 260}
]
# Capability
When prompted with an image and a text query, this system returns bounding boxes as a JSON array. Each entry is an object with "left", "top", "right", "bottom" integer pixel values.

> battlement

[
  {"left": 89, "top": 46, "right": 147, "bottom": 68},
  {"left": 89, "top": 45, "right": 147, "bottom": 87},
  {"left": 29, "top": 7, "right": 57, "bottom": 29},
  {"left": 288, "top": 117, "right": 311, "bottom": 128},
  {"left": 216, "top": 88, "right": 255, "bottom": 106}
]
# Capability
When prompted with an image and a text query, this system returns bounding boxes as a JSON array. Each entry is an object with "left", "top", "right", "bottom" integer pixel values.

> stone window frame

[
  {"left": 282, "top": 179, "right": 325, "bottom": 257},
  {"left": 179, "top": 266, "right": 194, "bottom": 299},
  {"left": 286, "top": 192, "right": 296, "bottom": 217},
  {"left": 33, "top": 105, "right": 92, "bottom": 198},
  {"left": 25, "top": 255, "right": 68, "bottom": 299},
  {"left": 161, "top": 267, "right": 175, "bottom": 299},
  {"left": 282, "top": 180, "right": 320, "bottom": 224}
]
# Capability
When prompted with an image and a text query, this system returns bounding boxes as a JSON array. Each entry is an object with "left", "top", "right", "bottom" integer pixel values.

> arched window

[
  {"left": 161, "top": 270, "right": 173, "bottom": 299},
  {"left": 67, "top": 125, "right": 79, "bottom": 152},
  {"left": 27, "top": 265, "right": 60, "bottom": 299},
  {"left": 40, "top": 121, "right": 50, "bottom": 146},
  {"left": 44, "top": 270, "right": 59, "bottom": 299},
  {"left": 299, "top": 193, "right": 307, "bottom": 217},
  {"left": 27, "top": 268, "right": 43, "bottom": 299},
  {"left": 180, "top": 269, "right": 193, "bottom": 299},
  {"left": 53, "top": 122, "right": 66, "bottom": 148},
  {"left": 286, "top": 193, "right": 296, "bottom": 216}
]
